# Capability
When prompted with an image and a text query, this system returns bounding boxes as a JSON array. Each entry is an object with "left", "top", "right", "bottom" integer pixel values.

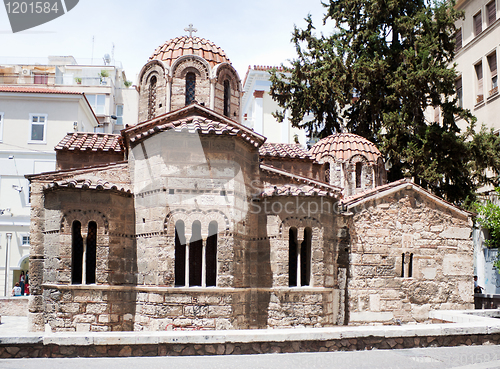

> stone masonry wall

[{"left": 346, "top": 187, "right": 473, "bottom": 325}]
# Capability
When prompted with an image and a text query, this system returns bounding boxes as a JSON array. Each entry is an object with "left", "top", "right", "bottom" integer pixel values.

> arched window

[
  {"left": 355, "top": 162, "right": 362, "bottom": 188},
  {"left": 289, "top": 227, "right": 312, "bottom": 287},
  {"left": 189, "top": 220, "right": 203, "bottom": 286},
  {"left": 174, "top": 220, "right": 186, "bottom": 287},
  {"left": 325, "top": 163, "right": 331, "bottom": 184},
  {"left": 71, "top": 220, "right": 97, "bottom": 284},
  {"left": 185, "top": 72, "right": 196, "bottom": 105},
  {"left": 148, "top": 76, "right": 157, "bottom": 120},
  {"left": 86, "top": 222, "right": 97, "bottom": 284},
  {"left": 223, "top": 79, "right": 230, "bottom": 117},
  {"left": 301, "top": 228, "right": 312, "bottom": 286},
  {"left": 206, "top": 221, "right": 218, "bottom": 287},
  {"left": 71, "top": 221, "right": 83, "bottom": 284}
]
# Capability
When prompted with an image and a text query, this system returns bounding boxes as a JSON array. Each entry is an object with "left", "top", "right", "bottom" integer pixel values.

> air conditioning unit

[{"left": 21, "top": 68, "right": 31, "bottom": 76}]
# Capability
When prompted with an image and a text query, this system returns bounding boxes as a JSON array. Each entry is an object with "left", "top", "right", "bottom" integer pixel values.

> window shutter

[
  {"left": 455, "top": 77, "right": 462, "bottom": 91},
  {"left": 474, "top": 12, "right": 482, "bottom": 35},
  {"left": 455, "top": 28, "right": 462, "bottom": 51},
  {"left": 488, "top": 1, "right": 496, "bottom": 25},
  {"left": 488, "top": 53, "right": 497, "bottom": 77}
]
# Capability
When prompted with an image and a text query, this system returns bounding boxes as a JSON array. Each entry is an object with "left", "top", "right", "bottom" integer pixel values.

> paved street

[{"left": 1, "top": 344, "right": 500, "bottom": 369}]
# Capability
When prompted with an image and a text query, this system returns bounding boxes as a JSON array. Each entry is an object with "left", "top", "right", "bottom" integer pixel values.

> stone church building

[{"left": 27, "top": 34, "right": 474, "bottom": 332}]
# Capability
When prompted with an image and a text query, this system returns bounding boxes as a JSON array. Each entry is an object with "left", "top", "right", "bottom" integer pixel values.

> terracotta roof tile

[
  {"left": 309, "top": 133, "right": 382, "bottom": 164},
  {"left": 0, "top": 86, "right": 83, "bottom": 95},
  {"left": 55, "top": 133, "right": 124, "bottom": 153},
  {"left": 149, "top": 36, "right": 230, "bottom": 67},
  {"left": 44, "top": 178, "right": 131, "bottom": 195},
  {"left": 259, "top": 143, "right": 314, "bottom": 160}
]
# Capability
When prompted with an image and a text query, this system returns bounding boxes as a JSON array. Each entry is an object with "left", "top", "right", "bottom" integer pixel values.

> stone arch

[
  {"left": 61, "top": 209, "right": 109, "bottom": 235},
  {"left": 213, "top": 63, "right": 241, "bottom": 119},
  {"left": 138, "top": 60, "right": 169, "bottom": 121},
  {"left": 170, "top": 56, "right": 211, "bottom": 110},
  {"left": 165, "top": 209, "right": 230, "bottom": 237}
]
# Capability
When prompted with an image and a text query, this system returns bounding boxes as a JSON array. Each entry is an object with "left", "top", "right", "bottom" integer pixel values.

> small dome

[
  {"left": 309, "top": 133, "right": 382, "bottom": 164},
  {"left": 149, "top": 36, "right": 230, "bottom": 67}
]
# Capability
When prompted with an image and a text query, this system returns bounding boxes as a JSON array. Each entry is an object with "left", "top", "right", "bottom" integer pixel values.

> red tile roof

[
  {"left": 259, "top": 143, "right": 314, "bottom": 160},
  {"left": 55, "top": 133, "right": 124, "bottom": 153},
  {"left": 44, "top": 178, "right": 131, "bottom": 195},
  {"left": 261, "top": 183, "right": 337, "bottom": 198},
  {"left": 149, "top": 36, "right": 230, "bottom": 67},
  {"left": 0, "top": 86, "right": 83, "bottom": 95},
  {"left": 309, "top": 133, "right": 382, "bottom": 164},
  {"left": 260, "top": 164, "right": 342, "bottom": 196},
  {"left": 124, "top": 104, "right": 266, "bottom": 148}
]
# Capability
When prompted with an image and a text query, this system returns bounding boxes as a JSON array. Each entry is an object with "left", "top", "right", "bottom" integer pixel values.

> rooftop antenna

[
  {"left": 91, "top": 36, "right": 95, "bottom": 65},
  {"left": 112, "top": 42, "right": 115, "bottom": 64}
]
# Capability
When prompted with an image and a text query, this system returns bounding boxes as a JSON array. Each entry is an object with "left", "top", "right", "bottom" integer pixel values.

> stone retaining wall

[
  {"left": 1, "top": 333, "right": 499, "bottom": 358},
  {"left": 0, "top": 297, "right": 28, "bottom": 317}
]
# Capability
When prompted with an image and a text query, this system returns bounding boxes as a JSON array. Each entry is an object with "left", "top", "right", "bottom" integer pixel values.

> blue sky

[{"left": 0, "top": 0, "right": 331, "bottom": 82}]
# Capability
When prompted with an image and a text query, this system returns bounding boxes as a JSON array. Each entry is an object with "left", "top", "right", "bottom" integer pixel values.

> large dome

[
  {"left": 149, "top": 36, "right": 230, "bottom": 67},
  {"left": 309, "top": 133, "right": 382, "bottom": 164}
]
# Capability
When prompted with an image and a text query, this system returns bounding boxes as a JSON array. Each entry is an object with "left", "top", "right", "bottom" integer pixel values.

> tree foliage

[{"left": 269, "top": 0, "right": 500, "bottom": 204}]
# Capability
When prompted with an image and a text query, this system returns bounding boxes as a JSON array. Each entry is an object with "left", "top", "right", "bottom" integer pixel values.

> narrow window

[
  {"left": 325, "top": 163, "right": 331, "bottom": 184},
  {"left": 71, "top": 221, "right": 83, "bottom": 284},
  {"left": 454, "top": 28, "right": 462, "bottom": 52},
  {"left": 488, "top": 53, "right": 498, "bottom": 95},
  {"left": 206, "top": 221, "right": 218, "bottom": 287},
  {"left": 115, "top": 105, "right": 124, "bottom": 126},
  {"left": 355, "top": 162, "right": 362, "bottom": 188},
  {"left": 29, "top": 114, "right": 47, "bottom": 142},
  {"left": 86, "top": 222, "right": 97, "bottom": 284},
  {"left": 476, "top": 62, "right": 484, "bottom": 103},
  {"left": 487, "top": 1, "right": 496, "bottom": 26},
  {"left": 185, "top": 72, "right": 196, "bottom": 105},
  {"left": 189, "top": 220, "right": 202, "bottom": 286},
  {"left": 301, "top": 228, "right": 312, "bottom": 286},
  {"left": 456, "top": 77, "right": 463, "bottom": 108},
  {"left": 148, "top": 76, "right": 157, "bottom": 120},
  {"left": 289, "top": 227, "right": 298, "bottom": 287},
  {"left": 223, "top": 79, "right": 231, "bottom": 117},
  {"left": 474, "top": 11, "right": 482, "bottom": 36},
  {"left": 174, "top": 220, "right": 186, "bottom": 286},
  {"left": 408, "top": 253, "right": 413, "bottom": 278},
  {"left": 401, "top": 253, "right": 405, "bottom": 278}
]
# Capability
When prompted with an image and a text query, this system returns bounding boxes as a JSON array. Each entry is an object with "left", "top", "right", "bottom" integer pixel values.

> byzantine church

[{"left": 27, "top": 32, "right": 474, "bottom": 332}]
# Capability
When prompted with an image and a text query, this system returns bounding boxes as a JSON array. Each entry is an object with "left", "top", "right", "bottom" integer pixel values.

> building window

[
  {"left": 21, "top": 235, "right": 30, "bottom": 247},
  {"left": 488, "top": 52, "right": 498, "bottom": 96},
  {"left": 289, "top": 227, "right": 312, "bottom": 287},
  {"left": 355, "top": 162, "right": 363, "bottom": 188},
  {"left": 148, "top": 76, "right": 157, "bottom": 120},
  {"left": 175, "top": 220, "right": 218, "bottom": 287},
  {"left": 456, "top": 77, "right": 463, "bottom": 108},
  {"left": 325, "top": 163, "right": 331, "bottom": 184},
  {"left": 454, "top": 28, "right": 462, "bottom": 52},
  {"left": 401, "top": 252, "right": 413, "bottom": 278},
  {"left": 476, "top": 62, "right": 484, "bottom": 104},
  {"left": 223, "top": 79, "right": 231, "bottom": 117},
  {"left": 474, "top": 11, "right": 482, "bottom": 36},
  {"left": 87, "top": 94, "right": 106, "bottom": 115},
  {"left": 487, "top": 1, "right": 496, "bottom": 26},
  {"left": 33, "top": 74, "right": 48, "bottom": 84},
  {"left": 174, "top": 220, "right": 186, "bottom": 287},
  {"left": 0, "top": 112, "right": 3, "bottom": 142},
  {"left": 115, "top": 105, "right": 124, "bottom": 126},
  {"left": 434, "top": 106, "right": 440, "bottom": 123},
  {"left": 71, "top": 220, "right": 97, "bottom": 284},
  {"left": 29, "top": 114, "right": 47, "bottom": 143},
  {"left": 185, "top": 72, "right": 196, "bottom": 105}
]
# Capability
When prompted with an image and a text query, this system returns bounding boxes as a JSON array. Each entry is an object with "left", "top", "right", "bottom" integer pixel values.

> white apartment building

[
  {"left": 0, "top": 55, "right": 139, "bottom": 134},
  {"left": 0, "top": 86, "right": 98, "bottom": 296}
]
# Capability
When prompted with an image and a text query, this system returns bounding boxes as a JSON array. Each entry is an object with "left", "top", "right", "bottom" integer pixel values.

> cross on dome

[{"left": 184, "top": 24, "right": 197, "bottom": 38}]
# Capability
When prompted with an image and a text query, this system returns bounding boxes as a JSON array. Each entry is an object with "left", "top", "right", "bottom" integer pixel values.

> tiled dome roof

[
  {"left": 149, "top": 36, "right": 230, "bottom": 67},
  {"left": 309, "top": 133, "right": 382, "bottom": 164}
]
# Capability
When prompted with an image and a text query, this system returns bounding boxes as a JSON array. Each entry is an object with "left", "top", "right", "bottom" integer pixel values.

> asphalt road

[{"left": 1, "top": 344, "right": 500, "bottom": 369}]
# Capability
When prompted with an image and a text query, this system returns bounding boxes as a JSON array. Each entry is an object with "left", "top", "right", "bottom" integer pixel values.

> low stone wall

[
  {"left": 0, "top": 297, "right": 28, "bottom": 317},
  {"left": 1, "top": 332, "right": 499, "bottom": 358}
]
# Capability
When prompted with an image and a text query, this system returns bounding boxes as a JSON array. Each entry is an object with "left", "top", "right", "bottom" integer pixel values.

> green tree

[{"left": 270, "top": 0, "right": 500, "bottom": 204}]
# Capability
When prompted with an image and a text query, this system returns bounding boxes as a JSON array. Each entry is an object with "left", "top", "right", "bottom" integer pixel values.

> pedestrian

[
  {"left": 474, "top": 276, "right": 483, "bottom": 294},
  {"left": 11, "top": 282, "right": 21, "bottom": 296},
  {"left": 19, "top": 271, "right": 25, "bottom": 296}
]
